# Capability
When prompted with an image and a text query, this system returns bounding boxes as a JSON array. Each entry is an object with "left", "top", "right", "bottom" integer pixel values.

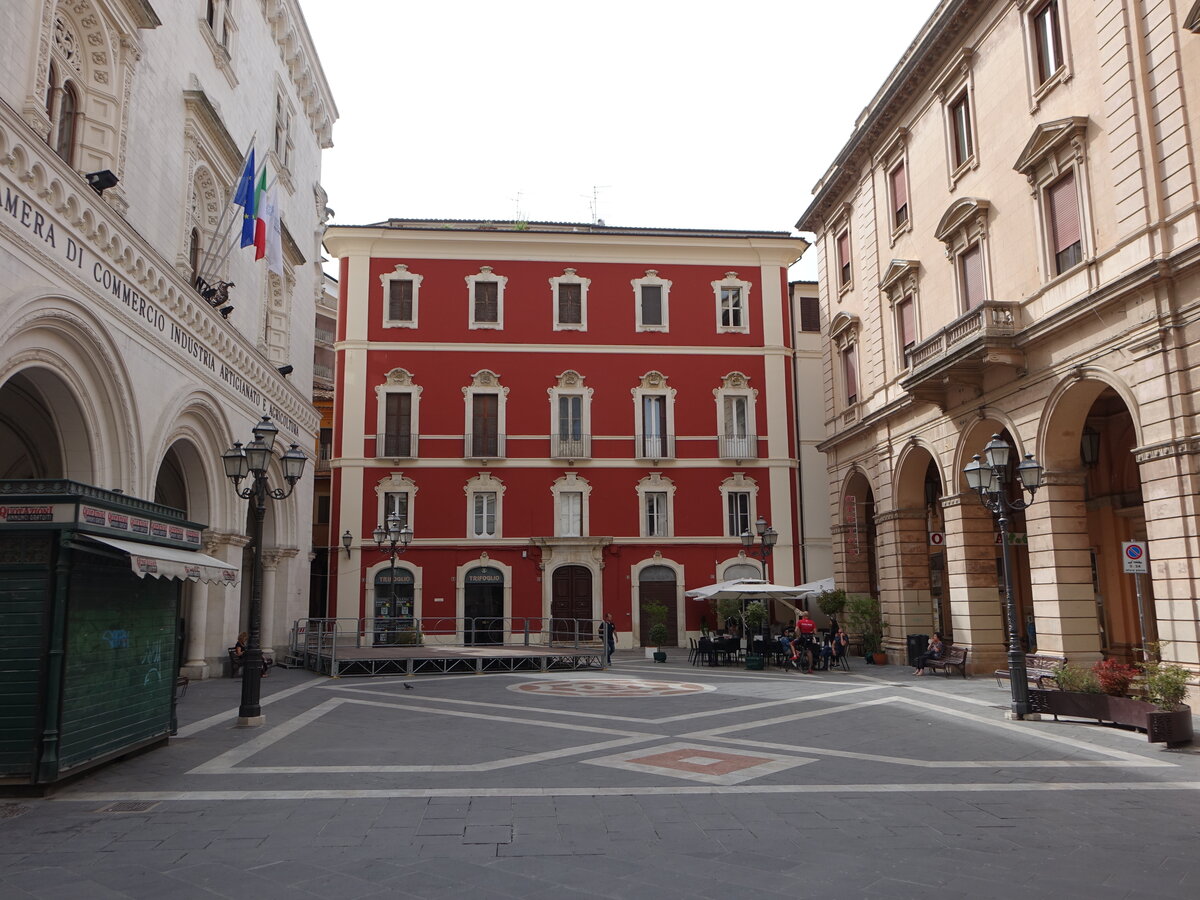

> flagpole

[
  {"left": 196, "top": 136, "right": 257, "bottom": 289},
  {"left": 207, "top": 159, "right": 270, "bottom": 278}
]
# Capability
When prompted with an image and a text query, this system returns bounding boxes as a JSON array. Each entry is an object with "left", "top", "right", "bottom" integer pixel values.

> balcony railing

[
  {"left": 315, "top": 328, "right": 336, "bottom": 345},
  {"left": 313, "top": 362, "right": 333, "bottom": 382},
  {"left": 465, "top": 432, "right": 505, "bottom": 459},
  {"left": 719, "top": 434, "right": 758, "bottom": 460},
  {"left": 635, "top": 434, "right": 675, "bottom": 460},
  {"left": 551, "top": 434, "right": 592, "bottom": 459},
  {"left": 902, "top": 301, "right": 1023, "bottom": 408},
  {"left": 375, "top": 433, "right": 416, "bottom": 458}
]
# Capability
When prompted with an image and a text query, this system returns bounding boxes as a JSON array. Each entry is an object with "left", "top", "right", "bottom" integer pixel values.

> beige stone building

[{"left": 797, "top": 0, "right": 1200, "bottom": 696}]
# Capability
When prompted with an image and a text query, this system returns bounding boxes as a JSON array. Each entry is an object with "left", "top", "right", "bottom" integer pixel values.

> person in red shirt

[{"left": 794, "top": 611, "right": 818, "bottom": 672}]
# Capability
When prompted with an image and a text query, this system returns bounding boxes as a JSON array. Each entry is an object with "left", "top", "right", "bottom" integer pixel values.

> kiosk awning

[{"left": 83, "top": 535, "right": 241, "bottom": 585}]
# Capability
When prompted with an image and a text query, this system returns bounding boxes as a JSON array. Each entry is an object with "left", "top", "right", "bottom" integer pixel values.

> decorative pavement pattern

[{"left": 3, "top": 653, "right": 1200, "bottom": 899}]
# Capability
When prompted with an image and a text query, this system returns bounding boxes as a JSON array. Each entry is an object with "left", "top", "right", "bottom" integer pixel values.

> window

[
  {"left": 715, "top": 371, "right": 758, "bottom": 460},
  {"left": 274, "top": 93, "right": 293, "bottom": 170},
  {"left": 550, "top": 269, "right": 590, "bottom": 330},
  {"left": 950, "top": 91, "right": 973, "bottom": 169},
  {"left": 959, "top": 243, "right": 985, "bottom": 309},
  {"left": 896, "top": 295, "right": 916, "bottom": 358},
  {"left": 799, "top": 295, "right": 821, "bottom": 333},
  {"left": 841, "top": 344, "right": 859, "bottom": 405},
  {"left": 54, "top": 82, "right": 78, "bottom": 165},
  {"left": 713, "top": 272, "right": 752, "bottom": 333},
  {"left": 890, "top": 161, "right": 909, "bottom": 229},
  {"left": 473, "top": 492, "right": 496, "bottom": 538},
  {"left": 381, "top": 264, "right": 422, "bottom": 328},
  {"left": 836, "top": 230, "right": 852, "bottom": 288},
  {"left": 464, "top": 369, "right": 508, "bottom": 458},
  {"left": 558, "top": 394, "right": 583, "bottom": 445},
  {"left": 318, "top": 428, "right": 333, "bottom": 467},
  {"left": 632, "top": 271, "right": 671, "bottom": 332},
  {"left": 633, "top": 371, "right": 675, "bottom": 459},
  {"left": 1046, "top": 170, "right": 1082, "bottom": 274},
  {"left": 376, "top": 368, "right": 422, "bottom": 459},
  {"left": 642, "top": 395, "right": 668, "bottom": 458},
  {"left": 1031, "top": 1, "right": 1064, "bottom": 85},
  {"left": 373, "top": 472, "right": 418, "bottom": 537},
  {"left": 384, "top": 491, "right": 409, "bottom": 526},
  {"left": 552, "top": 473, "right": 591, "bottom": 538},
  {"left": 189, "top": 228, "right": 202, "bottom": 286},
  {"left": 645, "top": 492, "right": 668, "bottom": 538},
  {"left": 465, "top": 472, "right": 506, "bottom": 539},
  {"left": 315, "top": 494, "right": 330, "bottom": 526},
  {"left": 548, "top": 370, "right": 592, "bottom": 459},
  {"left": 727, "top": 492, "right": 751, "bottom": 538},
  {"left": 467, "top": 267, "right": 507, "bottom": 329}
]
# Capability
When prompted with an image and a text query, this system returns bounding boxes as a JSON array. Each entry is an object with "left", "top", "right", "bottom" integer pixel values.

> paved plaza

[{"left": 2, "top": 652, "right": 1199, "bottom": 899}]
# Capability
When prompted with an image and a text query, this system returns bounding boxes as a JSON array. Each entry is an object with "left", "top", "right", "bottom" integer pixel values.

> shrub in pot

[
  {"left": 1093, "top": 659, "right": 1138, "bottom": 696},
  {"left": 846, "top": 594, "right": 886, "bottom": 664}
]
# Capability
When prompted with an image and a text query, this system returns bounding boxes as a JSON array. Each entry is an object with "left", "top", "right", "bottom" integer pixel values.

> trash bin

[{"left": 906, "top": 634, "right": 929, "bottom": 668}]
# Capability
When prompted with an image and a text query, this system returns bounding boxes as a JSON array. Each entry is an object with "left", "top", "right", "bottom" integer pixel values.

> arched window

[
  {"left": 54, "top": 82, "right": 78, "bottom": 165},
  {"left": 45, "top": 63, "right": 56, "bottom": 120}
]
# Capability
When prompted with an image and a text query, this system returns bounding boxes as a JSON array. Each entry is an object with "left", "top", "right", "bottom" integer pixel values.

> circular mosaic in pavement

[{"left": 510, "top": 679, "right": 713, "bottom": 698}]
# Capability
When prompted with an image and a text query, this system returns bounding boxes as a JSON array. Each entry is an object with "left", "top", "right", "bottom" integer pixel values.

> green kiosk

[{"left": 0, "top": 480, "right": 238, "bottom": 786}]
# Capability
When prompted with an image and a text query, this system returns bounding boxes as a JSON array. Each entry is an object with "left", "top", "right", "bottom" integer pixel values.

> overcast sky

[{"left": 300, "top": 1, "right": 938, "bottom": 279}]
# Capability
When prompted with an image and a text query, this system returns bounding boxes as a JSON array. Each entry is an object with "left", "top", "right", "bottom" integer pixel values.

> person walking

[{"left": 600, "top": 612, "right": 617, "bottom": 667}]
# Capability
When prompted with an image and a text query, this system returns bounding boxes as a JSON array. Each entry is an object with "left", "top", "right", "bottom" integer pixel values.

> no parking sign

[{"left": 1122, "top": 541, "right": 1148, "bottom": 574}]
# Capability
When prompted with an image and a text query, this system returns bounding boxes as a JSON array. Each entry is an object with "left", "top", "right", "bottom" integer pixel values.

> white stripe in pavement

[
  {"left": 56, "top": 781, "right": 1200, "bottom": 802},
  {"left": 173, "top": 676, "right": 327, "bottom": 738}
]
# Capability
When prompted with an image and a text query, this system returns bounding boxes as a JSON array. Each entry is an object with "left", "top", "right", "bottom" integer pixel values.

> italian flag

[{"left": 253, "top": 169, "right": 269, "bottom": 260}]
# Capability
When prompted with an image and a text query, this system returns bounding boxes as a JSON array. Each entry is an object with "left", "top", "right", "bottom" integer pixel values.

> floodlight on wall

[
  {"left": 277, "top": 365, "right": 294, "bottom": 377},
  {"left": 86, "top": 169, "right": 119, "bottom": 194}
]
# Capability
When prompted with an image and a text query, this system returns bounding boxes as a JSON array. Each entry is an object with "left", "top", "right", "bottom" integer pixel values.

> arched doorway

[
  {"left": 841, "top": 471, "right": 879, "bottom": 597},
  {"left": 373, "top": 567, "right": 414, "bottom": 645},
  {"left": 551, "top": 565, "right": 592, "bottom": 642},
  {"left": 464, "top": 566, "right": 504, "bottom": 645},
  {"left": 0, "top": 369, "right": 93, "bottom": 480},
  {"left": 638, "top": 565, "right": 678, "bottom": 646},
  {"left": 889, "top": 447, "right": 947, "bottom": 643}
]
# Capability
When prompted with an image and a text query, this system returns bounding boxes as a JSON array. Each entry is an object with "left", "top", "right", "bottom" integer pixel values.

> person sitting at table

[
  {"left": 913, "top": 632, "right": 945, "bottom": 676},
  {"left": 831, "top": 628, "right": 849, "bottom": 667},
  {"left": 777, "top": 627, "right": 795, "bottom": 665}
]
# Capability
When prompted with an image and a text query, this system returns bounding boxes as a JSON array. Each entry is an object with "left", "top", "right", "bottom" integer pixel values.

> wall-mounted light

[
  {"left": 86, "top": 169, "right": 119, "bottom": 194},
  {"left": 1080, "top": 426, "right": 1101, "bottom": 468},
  {"left": 341, "top": 530, "right": 353, "bottom": 557}
]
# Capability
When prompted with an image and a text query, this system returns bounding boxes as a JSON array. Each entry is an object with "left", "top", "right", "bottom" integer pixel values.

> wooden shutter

[
  {"left": 960, "top": 244, "right": 985, "bottom": 309},
  {"left": 898, "top": 297, "right": 915, "bottom": 352},
  {"left": 640, "top": 285, "right": 662, "bottom": 325},
  {"left": 799, "top": 296, "right": 821, "bottom": 332},
  {"left": 388, "top": 280, "right": 413, "bottom": 321},
  {"left": 474, "top": 281, "right": 498, "bottom": 322},
  {"left": 558, "top": 283, "right": 582, "bottom": 324},
  {"left": 385, "top": 393, "right": 411, "bottom": 455},
  {"left": 952, "top": 94, "right": 973, "bottom": 167},
  {"left": 472, "top": 393, "right": 498, "bottom": 455},
  {"left": 837, "top": 232, "right": 851, "bottom": 285},
  {"left": 890, "top": 162, "right": 908, "bottom": 225}
]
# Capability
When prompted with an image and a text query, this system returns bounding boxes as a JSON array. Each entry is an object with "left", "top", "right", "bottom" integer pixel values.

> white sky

[{"left": 299, "top": 1, "right": 938, "bottom": 280}]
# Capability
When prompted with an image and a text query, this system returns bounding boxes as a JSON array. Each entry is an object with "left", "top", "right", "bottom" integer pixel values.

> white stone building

[{"left": 0, "top": 0, "right": 337, "bottom": 677}]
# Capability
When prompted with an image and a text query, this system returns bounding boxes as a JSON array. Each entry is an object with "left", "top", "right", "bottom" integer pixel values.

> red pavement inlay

[
  {"left": 629, "top": 747, "right": 773, "bottom": 776},
  {"left": 513, "top": 679, "right": 709, "bottom": 697}
]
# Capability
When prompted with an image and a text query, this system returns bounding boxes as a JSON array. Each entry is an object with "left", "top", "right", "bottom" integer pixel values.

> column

[
  {"left": 1024, "top": 471, "right": 1101, "bottom": 663},
  {"left": 182, "top": 534, "right": 246, "bottom": 679},
  {"left": 876, "top": 508, "right": 935, "bottom": 659},
  {"left": 260, "top": 551, "right": 281, "bottom": 657},
  {"left": 941, "top": 492, "right": 1006, "bottom": 672}
]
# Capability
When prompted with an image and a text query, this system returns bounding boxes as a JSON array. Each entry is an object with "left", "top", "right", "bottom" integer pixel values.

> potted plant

[
  {"left": 1141, "top": 660, "right": 1193, "bottom": 746},
  {"left": 846, "top": 594, "right": 887, "bottom": 665},
  {"left": 815, "top": 588, "right": 848, "bottom": 625},
  {"left": 645, "top": 601, "right": 669, "bottom": 662},
  {"left": 742, "top": 601, "right": 768, "bottom": 670}
]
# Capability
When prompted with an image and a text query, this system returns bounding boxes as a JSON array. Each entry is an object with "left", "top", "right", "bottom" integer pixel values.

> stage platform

[{"left": 299, "top": 643, "right": 606, "bottom": 677}]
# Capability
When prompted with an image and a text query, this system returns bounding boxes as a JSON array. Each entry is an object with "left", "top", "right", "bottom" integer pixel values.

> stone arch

[
  {"left": 149, "top": 390, "right": 236, "bottom": 529},
  {"left": 1038, "top": 369, "right": 1142, "bottom": 471},
  {"left": 630, "top": 555, "right": 685, "bottom": 647},
  {"left": 952, "top": 411, "right": 1027, "bottom": 493}
]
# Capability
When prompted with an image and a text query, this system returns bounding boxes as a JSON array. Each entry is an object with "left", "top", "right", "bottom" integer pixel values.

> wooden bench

[
  {"left": 926, "top": 644, "right": 969, "bottom": 677},
  {"left": 994, "top": 653, "right": 1065, "bottom": 689}
]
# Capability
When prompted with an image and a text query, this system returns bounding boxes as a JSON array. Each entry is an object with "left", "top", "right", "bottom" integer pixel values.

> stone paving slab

[{"left": 2, "top": 651, "right": 1199, "bottom": 898}]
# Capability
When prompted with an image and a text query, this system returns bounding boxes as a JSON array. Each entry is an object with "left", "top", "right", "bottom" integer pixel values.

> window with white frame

[
  {"left": 719, "top": 473, "right": 758, "bottom": 539},
  {"left": 632, "top": 371, "right": 676, "bottom": 460},
  {"left": 273, "top": 91, "right": 293, "bottom": 172},
  {"left": 375, "top": 368, "right": 421, "bottom": 458},
  {"left": 550, "top": 268, "right": 589, "bottom": 330},
  {"left": 467, "top": 266, "right": 506, "bottom": 329},
  {"left": 465, "top": 472, "right": 505, "bottom": 539},
  {"left": 712, "top": 272, "right": 752, "bottom": 333},
  {"left": 1020, "top": 0, "right": 1071, "bottom": 103},
  {"left": 879, "top": 259, "right": 920, "bottom": 371},
  {"left": 551, "top": 473, "right": 591, "bottom": 538},
  {"left": 934, "top": 197, "right": 992, "bottom": 313},
  {"left": 713, "top": 372, "right": 758, "bottom": 459},
  {"left": 199, "top": 0, "right": 237, "bottom": 84},
  {"left": 632, "top": 270, "right": 671, "bottom": 332},
  {"left": 463, "top": 369, "right": 508, "bottom": 458},
  {"left": 547, "top": 370, "right": 593, "bottom": 459},
  {"left": 1014, "top": 117, "right": 1090, "bottom": 281},
  {"left": 381, "top": 264, "right": 422, "bottom": 328},
  {"left": 374, "top": 473, "right": 418, "bottom": 535},
  {"left": 933, "top": 50, "right": 978, "bottom": 183},
  {"left": 637, "top": 473, "right": 676, "bottom": 539}
]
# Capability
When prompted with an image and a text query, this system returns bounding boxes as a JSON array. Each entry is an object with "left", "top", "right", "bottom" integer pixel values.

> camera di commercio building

[
  {"left": 322, "top": 221, "right": 818, "bottom": 648},
  {"left": 797, "top": 0, "right": 1200, "bottom": 694},
  {"left": 0, "top": 0, "right": 336, "bottom": 689}
]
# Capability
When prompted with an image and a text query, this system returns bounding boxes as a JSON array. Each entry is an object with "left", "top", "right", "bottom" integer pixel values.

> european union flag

[{"left": 233, "top": 149, "right": 256, "bottom": 248}]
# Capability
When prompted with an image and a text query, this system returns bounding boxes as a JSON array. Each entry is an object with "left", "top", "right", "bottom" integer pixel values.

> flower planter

[
  {"left": 871, "top": 651, "right": 887, "bottom": 666},
  {"left": 652, "top": 650, "right": 667, "bottom": 663},
  {"left": 1028, "top": 690, "right": 1193, "bottom": 746}
]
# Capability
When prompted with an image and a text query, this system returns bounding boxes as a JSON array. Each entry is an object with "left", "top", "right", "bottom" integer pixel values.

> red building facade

[{"left": 322, "top": 221, "right": 806, "bottom": 648}]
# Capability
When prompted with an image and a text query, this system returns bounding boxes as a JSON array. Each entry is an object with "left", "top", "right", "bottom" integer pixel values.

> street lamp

[
  {"left": 740, "top": 515, "right": 778, "bottom": 580},
  {"left": 373, "top": 512, "right": 413, "bottom": 643},
  {"left": 222, "top": 415, "right": 307, "bottom": 725},
  {"left": 964, "top": 433, "right": 1043, "bottom": 719}
]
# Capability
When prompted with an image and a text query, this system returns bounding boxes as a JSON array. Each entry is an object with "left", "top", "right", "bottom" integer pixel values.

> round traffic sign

[{"left": 1125, "top": 544, "right": 1144, "bottom": 560}]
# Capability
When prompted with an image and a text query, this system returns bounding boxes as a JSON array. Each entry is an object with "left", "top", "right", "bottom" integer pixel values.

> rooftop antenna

[
  {"left": 588, "top": 185, "right": 610, "bottom": 225},
  {"left": 512, "top": 190, "right": 524, "bottom": 224}
]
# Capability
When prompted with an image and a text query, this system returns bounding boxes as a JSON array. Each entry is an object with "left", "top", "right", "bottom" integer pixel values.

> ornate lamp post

[
  {"left": 222, "top": 415, "right": 307, "bottom": 725},
  {"left": 740, "top": 515, "right": 778, "bottom": 580},
  {"left": 373, "top": 513, "right": 413, "bottom": 643},
  {"left": 964, "top": 433, "right": 1043, "bottom": 719}
]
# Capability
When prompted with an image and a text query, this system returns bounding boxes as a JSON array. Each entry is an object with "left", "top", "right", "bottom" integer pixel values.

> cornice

[
  {"left": 1134, "top": 436, "right": 1200, "bottom": 465},
  {"left": 259, "top": 0, "right": 339, "bottom": 149},
  {"left": 182, "top": 89, "right": 242, "bottom": 174}
]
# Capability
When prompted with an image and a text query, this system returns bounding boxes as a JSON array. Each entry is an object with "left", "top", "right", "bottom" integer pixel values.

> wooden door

[
  {"left": 638, "top": 579, "right": 678, "bottom": 646},
  {"left": 551, "top": 565, "right": 592, "bottom": 642}
]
